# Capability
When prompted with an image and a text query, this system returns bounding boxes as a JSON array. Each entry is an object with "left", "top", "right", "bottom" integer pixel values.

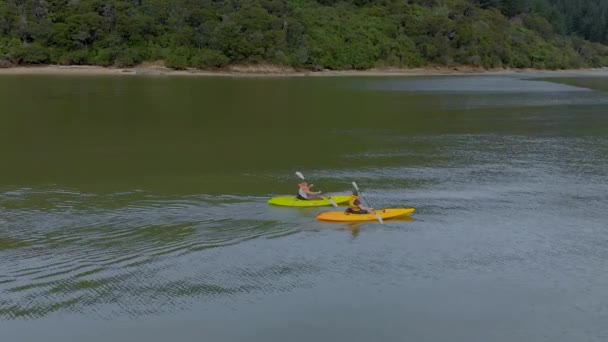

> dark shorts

[
  {"left": 345, "top": 208, "right": 369, "bottom": 215},
  {"left": 298, "top": 194, "right": 322, "bottom": 200}
]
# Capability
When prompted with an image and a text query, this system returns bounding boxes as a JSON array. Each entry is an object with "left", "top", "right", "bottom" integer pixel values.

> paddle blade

[
  {"left": 375, "top": 213, "right": 384, "bottom": 224},
  {"left": 352, "top": 182, "right": 359, "bottom": 191},
  {"left": 329, "top": 198, "right": 338, "bottom": 208},
  {"left": 295, "top": 171, "right": 305, "bottom": 180}
]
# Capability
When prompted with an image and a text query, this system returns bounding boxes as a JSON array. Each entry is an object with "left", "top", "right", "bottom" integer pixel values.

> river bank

[{"left": 2, "top": 64, "right": 608, "bottom": 77}]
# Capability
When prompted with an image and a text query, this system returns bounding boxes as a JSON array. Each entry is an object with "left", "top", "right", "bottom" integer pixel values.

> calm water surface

[{"left": 1, "top": 74, "right": 607, "bottom": 341}]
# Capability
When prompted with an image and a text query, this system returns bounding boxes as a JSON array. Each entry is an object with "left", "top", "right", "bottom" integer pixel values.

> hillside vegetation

[{"left": 1, "top": 0, "right": 608, "bottom": 70}]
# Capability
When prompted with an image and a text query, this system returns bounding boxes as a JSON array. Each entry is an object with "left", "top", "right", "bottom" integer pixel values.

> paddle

[
  {"left": 352, "top": 181, "right": 383, "bottom": 224},
  {"left": 295, "top": 171, "right": 338, "bottom": 208}
]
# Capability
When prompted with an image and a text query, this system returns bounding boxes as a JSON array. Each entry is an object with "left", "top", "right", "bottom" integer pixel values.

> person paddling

[
  {"left": 297, "top": 182, "right": 322, "bottom": 200},
  {"left": 345, "top": 190, "right": 372, "bottom": 214}
]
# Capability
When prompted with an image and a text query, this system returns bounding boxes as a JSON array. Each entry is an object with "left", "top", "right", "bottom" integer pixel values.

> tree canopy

[{"left": 1, "top": 0, "right": 607, "bottom": 70}]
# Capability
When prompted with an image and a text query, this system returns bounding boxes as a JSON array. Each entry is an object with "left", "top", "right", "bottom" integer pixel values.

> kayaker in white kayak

[
  {"left": 297, "top": 182, "right": 322, "bottom": 200},
  {"left": 345, "top": 190, "right": 371, "bottom": 214}
]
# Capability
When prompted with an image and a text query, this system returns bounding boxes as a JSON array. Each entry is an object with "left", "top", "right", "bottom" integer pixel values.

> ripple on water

[{"left": 0, "top": 190, "right": 303, "bottom": 319}]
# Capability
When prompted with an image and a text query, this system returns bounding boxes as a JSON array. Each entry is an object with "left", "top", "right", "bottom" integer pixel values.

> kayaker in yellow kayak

[
  {"left": 345, "top": 190, "right": 372, "bottom": 214},
  {"left": 297, "top": 182, "right": 322, "bottom": 200}
]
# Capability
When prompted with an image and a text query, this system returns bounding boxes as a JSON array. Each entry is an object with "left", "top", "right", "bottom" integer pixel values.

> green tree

[{"left": 0, "top": 0, "right": 607, "bottom": 70}]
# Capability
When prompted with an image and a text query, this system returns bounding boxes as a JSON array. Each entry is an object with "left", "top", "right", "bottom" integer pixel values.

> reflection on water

[
  {"left": 1, "top": 74, "right": 608, "bottom": 342},
  {"left": 367, "top": 76, "right": 591, "bottom": 92}
]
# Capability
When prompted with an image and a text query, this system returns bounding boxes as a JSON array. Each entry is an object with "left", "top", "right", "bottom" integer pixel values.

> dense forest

[{"left": 1, "top": 0, "right": 608, "bottom": 70}]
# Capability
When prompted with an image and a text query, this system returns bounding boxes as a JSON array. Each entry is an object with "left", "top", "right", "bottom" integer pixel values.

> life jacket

[{"left": 348, "top": 196, "right": 362, "bottom": 212}]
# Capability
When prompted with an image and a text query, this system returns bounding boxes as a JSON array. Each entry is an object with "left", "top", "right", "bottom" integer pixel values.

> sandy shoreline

[{"left": 1, "top": 64, "right": 608, "bottom": 77}]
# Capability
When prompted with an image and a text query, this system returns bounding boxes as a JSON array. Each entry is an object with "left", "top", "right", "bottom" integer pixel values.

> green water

[{"left": 1, "top": 74, "right": 607, "bottom": 341}]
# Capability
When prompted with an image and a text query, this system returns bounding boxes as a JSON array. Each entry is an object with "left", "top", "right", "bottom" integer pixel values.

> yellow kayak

[
  {"left": 317, "top": 208, "right": 415, "bottom": 222},
  {"left": 268, "top": 196, "right": 351, "bottom": 207}
]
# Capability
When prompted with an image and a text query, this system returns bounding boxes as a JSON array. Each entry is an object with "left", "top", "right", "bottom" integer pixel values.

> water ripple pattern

[
  {"left": 0, "top": 191, "right": 302, "bottom": 319},
  {"left": 1, "top": 75, "right": 608, "bottom": 342}
]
